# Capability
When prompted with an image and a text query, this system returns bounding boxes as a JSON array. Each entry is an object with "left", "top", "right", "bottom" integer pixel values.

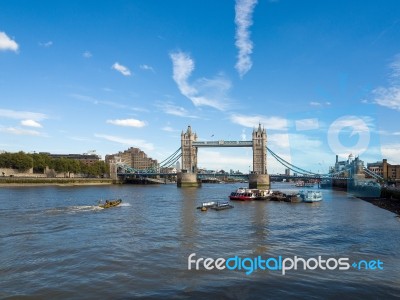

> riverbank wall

[{"left": 0, "top": 177, "right": 114, "bottom": 186}]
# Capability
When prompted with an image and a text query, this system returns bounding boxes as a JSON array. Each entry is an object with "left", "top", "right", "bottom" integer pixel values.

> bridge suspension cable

[
  {"left": 266, "top": 147, "right": 324, "bottom": 176},
  {"left": 362, "top": 167, "right": 384, "bottom": 181},
  {"left": 159, "top": 148, "right": 181, "bottom": 168},
  {"left": 158, "top": 147, "right": 181, "bottom": 165}
]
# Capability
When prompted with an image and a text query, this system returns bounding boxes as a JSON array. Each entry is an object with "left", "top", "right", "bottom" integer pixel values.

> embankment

[
  {"left": 0, "top": 177, "right": 114, "bottom": 186},
  {"left": 359, "top": 187, "right": 400, "bottom": 215}
]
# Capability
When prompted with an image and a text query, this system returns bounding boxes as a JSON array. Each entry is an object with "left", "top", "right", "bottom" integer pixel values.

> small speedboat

[{"left": 99, "top": 199, "right": 122, "bottom": 209}]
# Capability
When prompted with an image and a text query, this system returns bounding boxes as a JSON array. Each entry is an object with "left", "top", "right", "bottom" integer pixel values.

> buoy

[{"left": 201, "top": 207, "right": 207, "bottom": 211}]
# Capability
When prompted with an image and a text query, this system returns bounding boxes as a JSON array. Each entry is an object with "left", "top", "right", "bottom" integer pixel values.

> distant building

[
  {"left": 367, "top": 159, "right": 400, "bottom": 182},
  {"left": 332, "top": 154, "right": 352, "bottom": 173},
  {"left": 105, "top": 147, "right": 157, "bottom": 170},
  {"left": 330, "top": 154, "right": 367, "bottom": 183},
  {"left": 285, "top": 168, "right": 290, "bottom": 176},
  {"left": 40, "top": 152, "right": 101, "bottom": 165}
]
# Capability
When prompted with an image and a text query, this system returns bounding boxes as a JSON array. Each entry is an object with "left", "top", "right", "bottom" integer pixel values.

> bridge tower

[
  {"left": 178, "top": 126, "right": 200, "bottom": 187},
  {"left": 250, "top": 124, "right": 270, "bottom": 189},
  {"left": 181, "top": 125, "right": 198, "bottom": 173}
]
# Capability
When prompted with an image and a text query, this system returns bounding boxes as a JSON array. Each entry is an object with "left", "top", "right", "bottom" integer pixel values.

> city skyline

[{"left": 1, "top": 0, "right": 400, "bottom": 173}]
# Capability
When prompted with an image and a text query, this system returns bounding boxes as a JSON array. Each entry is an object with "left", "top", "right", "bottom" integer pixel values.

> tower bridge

[
  {"left": 112, "top": 124, "right": 383, "bottom": 188},
  {"left": 179, "top": 124, "right": 269, "bottom": 188}
]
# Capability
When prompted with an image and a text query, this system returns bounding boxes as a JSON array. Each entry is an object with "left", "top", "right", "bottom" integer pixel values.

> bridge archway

[{"left": 178, "top": 125, "right": 270, "bottom": 188}]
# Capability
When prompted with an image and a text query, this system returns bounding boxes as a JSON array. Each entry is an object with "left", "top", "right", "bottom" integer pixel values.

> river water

[{"left": 1, "top": 183, "right": 399, "bottom": 299}]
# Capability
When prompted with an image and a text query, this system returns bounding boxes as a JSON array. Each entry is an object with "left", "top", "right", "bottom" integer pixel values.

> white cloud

[
  {"left": 106, "top": 118, "right": 146, "bottom": 128},
  {"left": 156, "top": 102, "right": 198, "bottom": 118},
  {"left": 197, "top": 149, "right": 252, "bottom": 172},
  {"left": 83, "top": 51, "right": 92, "bottom": 58},
  {"left": 170, "top": 51, "right": 197, "bottom": 95},
  {"left": 234, "top": 0, "right": 258, "bottom": 78},
  {"left": 267, "top": 133, "right": 331, "bottom": 174},
  {"left": 0, "top": 108, "right": 47, "bottom": 121},
  {"left": 0, "top": 127, "right": 41, "bottom": 136},
  {"left": 161, "top": 126, "right": 177, "bottom": 132},
  {"left": 381, "top": 143, "right": 400, "bottom": 164},
  {"left": 70, "top": 94, "right": 147, "bottom": 112},
  {"left": 370, "top": 54, "right": 400, "bottom": 111},
  {"left": 309, "top": 101, "right": 332, "bottom": 107},
  {"left": 170, "top": 51, "right": 231, "bottom": 110},
  {"left": 140, "top": 64, "right": 155, "bottom": 72},
  {"left": 295, "top": 118, "right": 319, "bottom": 131},
  {"left": 112, "top": 62, "right": 131, "bottom": 76},
  {"left": 371, "top": 86, "right": 400, "bottom": 111},
  {"left": 230, "top": 114, "right": 288, "bottom": 130},
  {"left": 389, "top": 54, "right": 400, "bottom": 79},
  {"left": 21, "top": 119, "right": 42, "bottom": 128},
  {"left": 0, "top": 32, "right": 19, "bottom": 52},
  {"left": 39, "top": 41, "right": 53, "bottom": 47},
  {"left": 327, "top": 115, "right": 372, "bottom": 133},
  {"left": 95, "top": 134, "right": 154, "bottom": 151}
]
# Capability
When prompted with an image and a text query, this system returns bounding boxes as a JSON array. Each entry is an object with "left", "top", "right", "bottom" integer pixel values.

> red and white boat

[{"left": 229, "top": 188, "right": 273, "bottom": 201}]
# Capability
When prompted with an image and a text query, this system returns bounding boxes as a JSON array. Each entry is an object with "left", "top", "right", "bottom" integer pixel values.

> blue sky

[{"left": 1, "top": 0, "right": 400, "bottom": 173}]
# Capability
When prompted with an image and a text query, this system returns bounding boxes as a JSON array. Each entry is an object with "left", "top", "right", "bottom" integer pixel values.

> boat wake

[
  {"left": 118, "top": 202, "right": 131, "bottom": 207},
  {"left": 46, "top": 205, "right": 104, "bottom": 215}
]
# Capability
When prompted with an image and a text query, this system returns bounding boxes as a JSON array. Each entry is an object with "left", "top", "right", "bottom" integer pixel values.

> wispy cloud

[
  {"left": 83, "top": 51, "right": 92, "bottom": 58},
  {"left": 39, "top": 41, "right": 53, "bottom": 48},
  {"left": 140, "top": 64, "right": 155, "bottom": 72},
  {"left": 170, "top": 51, "right": 231, "bottom": 110},
  {"left": 370, "top": 54, "right": 400, "bottom": 111},
  {"left": 197, "top": 149, "right": 252, "bottom": 171},
  {"left": 0, "top": 126, "right": 42, "bottom": 136},
  {"left": 21, "top": 119, "right": 42, "bottom": 128},
  {"left": 371, "top": 86, "right": 400, "bottom": 111},
  {"left": 161, "top": 126, "right": 178, "bottom": 132},
  {"left": 295, "top": 118, "right": 319, "bottom": 131},
  {"left": 389, "top": 54, "right": 400, "bottom": 79},
  {"left": 70, "top": 94, "right": 148, "bottom": 112},
  {"left": 327, "top": 115, "right": 373, "bottom": 134},
  {"left": 0, "top": 108, "right": 47, "bottom": 121},
  {"left": 106, "top": 118, "right": 146, "bottom": 128},
  {"left": 381, "top": 143, "right": 400, "bottom": 164},
  {"left": 0, "top": 32, "right": 19, "bottom": 52},
  {"left": 309, "top": 101, "right": 331, "bottom": 107},
  {"left": 156, "top": 102, "right": 199, "bottom": 118},
  {"left": 95, "top": 134, "right": 154, "bottom": 151},
  {"left": 112, "top": 62, "right": 131, "bottom": 76},
  {"left": 234, "top": 0, "right": 258, "bottom": 78},
  {"left": 230, "top": 113, "right": 288, "bottom": 130}
]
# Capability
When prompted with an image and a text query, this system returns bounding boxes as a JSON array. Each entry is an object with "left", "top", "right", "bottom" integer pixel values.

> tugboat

[
  {"left": 284, "top": 193, "right": 302, "bottom": 203},
  {"left": 99, "top": 199, "right": 122, "bottom": 209}
]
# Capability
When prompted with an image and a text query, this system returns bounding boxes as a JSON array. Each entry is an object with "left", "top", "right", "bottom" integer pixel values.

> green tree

[
  {"left": 12, "top": 152, "right": 33, "bottom": 171},
  {"left": 31, "top": 153, "right": 50, "bottom": 173}
]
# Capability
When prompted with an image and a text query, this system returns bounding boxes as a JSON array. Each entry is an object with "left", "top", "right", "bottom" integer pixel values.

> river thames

[{"left": 1, "top": 183, "right": 399, "bottom": 299}]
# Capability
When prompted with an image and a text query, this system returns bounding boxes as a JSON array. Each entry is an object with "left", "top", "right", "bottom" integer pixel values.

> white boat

[
  {"left": 300, "top": 190, "right": 323, "bottom": 202},
  {"left": 196, "top": 201, "right": 217, "bottom": 209}
]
